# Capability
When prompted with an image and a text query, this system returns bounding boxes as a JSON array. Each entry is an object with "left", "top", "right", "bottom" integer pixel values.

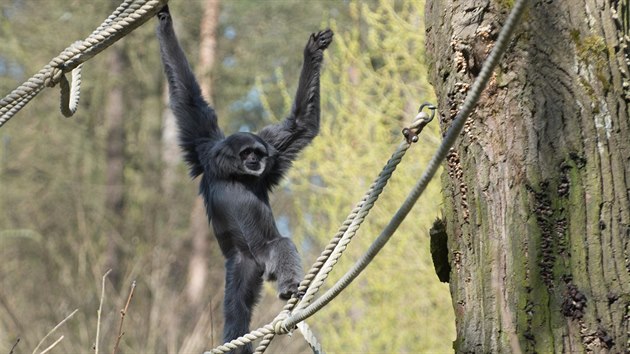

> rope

[
  {"left": 254, "top": 144, "right": 408, "bottom": 353},
  {"left": 290, "top": 107, "right": 435, "bottom": 316},
  {"left": 253, "top": 107, "right": 435, "bottom": 354},
  {"left": 281, "top": 0, "right": 528, "bottom": 330},
  {"left": 59, "top": 61, "right": 82, "bottom": 118},
  {"left": 207, "top": 107, "right": 435, "bottom": 354},
  {"left": 297, "top": 322, "right": 325, "bottom": 354},
  {"left": 209, "top": 0, "right": 529, "bottom": 352},
  {"left": 0, "top": 0, "right": 168, "bottom": 127}
]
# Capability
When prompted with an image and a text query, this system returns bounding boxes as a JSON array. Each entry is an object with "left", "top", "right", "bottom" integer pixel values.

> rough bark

[{"left": 425, "top": 0, "right": 630, "bottom": 352}]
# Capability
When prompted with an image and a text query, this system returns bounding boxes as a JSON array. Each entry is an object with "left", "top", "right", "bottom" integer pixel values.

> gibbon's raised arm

[
  {"left": 157, "top": 6, "right": 224, "bottom": 178},
  {"left": 258, "top": 29, "right": 333, "bottom": 186}
]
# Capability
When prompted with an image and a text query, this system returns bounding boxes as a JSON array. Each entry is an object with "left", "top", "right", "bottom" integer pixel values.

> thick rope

[
  {"left": 281, "top": 0, "right": 529, "bottom": 331},
  {"left": 59, "top": 62, "right": 82, "bottom": 118},
  {"left": 210, "top": 108, "right": 435, "bottom": 354},
  {"left": 297, "top": 322, "right": 325, "bottom": 354},
  {"left": 0, "top": 0, "right": 168, "bottom": 127},
  {"left": 290, "top": 103, "right": 435, "bottom": 315},
  {"left": 254, "top": 147, "right": 408, "bottom": 353}
]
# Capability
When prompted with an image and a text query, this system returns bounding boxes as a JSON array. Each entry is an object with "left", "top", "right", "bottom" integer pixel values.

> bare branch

[
  {"left": 9, "top": 337, "right": 20, "bottom": 354},
  {"left": 32, "top": 309, "right": 77, "bottom": 354},
  {"left": 95, "top": 269, "right": 112, "bottom": 354},
  {"left": 39, "top": 335, "right": 64, "bottom": 354},
  {"left": 112, "top": 280, "right": 136, "bottom": 354}
]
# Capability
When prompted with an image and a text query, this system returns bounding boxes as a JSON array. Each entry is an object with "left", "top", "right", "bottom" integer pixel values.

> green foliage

[{"left": 260, "top": 0, "right": 455, "bottom": 351}]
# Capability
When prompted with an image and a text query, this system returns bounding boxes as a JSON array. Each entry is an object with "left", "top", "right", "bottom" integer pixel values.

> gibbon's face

[{"left": 228, "top": 133, "right": 270, "bottom": 177}]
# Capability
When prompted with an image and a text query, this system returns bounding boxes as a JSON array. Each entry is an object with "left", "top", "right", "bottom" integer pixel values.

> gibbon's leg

[
  {"left": 223, "top": 253, "right": 263, "bottom": 354},
  {"left": 265, "top": 237, "right": 304, "bottom": 300}
]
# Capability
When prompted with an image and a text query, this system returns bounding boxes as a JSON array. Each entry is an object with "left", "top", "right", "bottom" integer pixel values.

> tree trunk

[
  {"left": 186, "top": 0, "right": 220, "bottom": 306},
  {"left": 198, "top": 0, "right": 220, "bottom": 101},
  {"left": 104, "top": 45, "right": 127, "bottom": 289},
  {"left": 425, "top": 0, "right": 630, "bottom": 352},
  {"left": 161, "top": 86, "right": 180, "bottom": 196}
]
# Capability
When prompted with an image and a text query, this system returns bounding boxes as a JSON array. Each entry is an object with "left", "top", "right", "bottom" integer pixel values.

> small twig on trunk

[
  {"left": 95, "top": 269, "right": 112, "bottom": 354},
  {"left": 9, "top": 338, "right": 20, "bottom": 354},
  {"left": 38, "top": 335, "right": 64, "bottom": 354},
  {"left": 32, "top": 309, "right": 78, "bottom": 354},
  {"left": 112, "top": 280, "right": 136, "bottom": 354}
]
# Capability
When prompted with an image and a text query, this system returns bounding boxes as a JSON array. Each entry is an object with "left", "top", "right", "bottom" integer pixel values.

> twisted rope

[
  {"left": 254, "top": 143, "right": 410, "bottom": 353},
  {"left": 203, "top": 108, "right": 435, "bottom": 354},
  {"left": 0, "top": 0, "right": 168, "bottom": 127},
  {"left": 297, "top": 322, "right": 325, "bottom": 354}
]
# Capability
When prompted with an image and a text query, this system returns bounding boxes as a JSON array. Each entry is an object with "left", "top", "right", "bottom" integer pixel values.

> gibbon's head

[{"left": 214, "top": 132, "right": 274, "bottom": 178}]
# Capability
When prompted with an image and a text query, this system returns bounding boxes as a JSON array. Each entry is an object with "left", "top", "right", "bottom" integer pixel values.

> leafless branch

[
  {"left": 38, "top": 335, "right": 64, "bottom": 354},
  {"left": 95, "top": 269, "right": 112, "bottom": 354},
  {"left": 112, "top": 280, "right": 136, "bottom": 354},
  {"left": 32, "top": 308, "right": 77, "bottom": 354},
  {"left": 9, "top": 337, "right": 20, "bottom": 354}
]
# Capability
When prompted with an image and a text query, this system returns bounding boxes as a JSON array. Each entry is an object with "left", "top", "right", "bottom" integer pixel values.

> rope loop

[{"left": 59, "top": 64, "right": 83, "bottom": 117}]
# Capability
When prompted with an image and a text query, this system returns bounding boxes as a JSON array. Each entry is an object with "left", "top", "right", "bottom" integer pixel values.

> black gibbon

[{"left": 156, "top": 6, "right": 332, "bottom": 353}]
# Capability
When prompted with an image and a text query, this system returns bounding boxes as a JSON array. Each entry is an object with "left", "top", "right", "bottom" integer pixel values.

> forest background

[{"left": 0, "top": 0, "right": 455, "bottom": 353}]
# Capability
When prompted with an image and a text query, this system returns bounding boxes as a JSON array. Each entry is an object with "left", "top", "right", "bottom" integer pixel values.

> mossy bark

[{"left": 425, "top": 0, "right": 630, "bottom": 352}]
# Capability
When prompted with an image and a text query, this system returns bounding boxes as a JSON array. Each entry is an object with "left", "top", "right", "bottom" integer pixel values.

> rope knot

[
  {"left": 42, "top": 65, "right": 64, "bottom": 88},
  {"left": 402, "top": 103, "right": 436, "bottom": 144},
  {"left": 272, "top": 310, "right": 291, "bottom": 335}
]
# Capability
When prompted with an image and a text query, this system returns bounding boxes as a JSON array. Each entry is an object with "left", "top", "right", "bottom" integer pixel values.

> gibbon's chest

[{"left": 209, "top": 181, "right": 273, "bottom": 220}]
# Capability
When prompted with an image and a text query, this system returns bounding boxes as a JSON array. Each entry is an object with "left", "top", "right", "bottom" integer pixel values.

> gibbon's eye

[
  {"left": 240, "top": 148, "right": 253, "bottom": 160},
  {"left": 240, "top": 147, "right": 267, "bottom": 160},
  {"left": 254, "top": 148, "right": 266, "bottom": 157}
]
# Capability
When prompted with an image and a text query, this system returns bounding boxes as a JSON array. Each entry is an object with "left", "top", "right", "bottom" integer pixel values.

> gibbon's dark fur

[{"left": 156, "top": 6, "right": 332, "bottom": 353}]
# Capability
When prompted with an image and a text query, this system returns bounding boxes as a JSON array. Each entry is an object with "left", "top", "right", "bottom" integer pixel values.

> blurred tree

[
  {"left": 104, "top": 43, "right": 128, "bottom": 289},
  {"left": 426, "top": 0, "right": 630, "bottom": 352}
]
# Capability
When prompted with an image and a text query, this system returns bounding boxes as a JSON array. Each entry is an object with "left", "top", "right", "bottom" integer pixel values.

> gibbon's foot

[
  {"left": 305, "top": 29, "right": 334, "bottom": 59},
  {"left": 157, "top": 5, "right": 171, "bottom": 22},
  {"left": 313, "top": 29, "right": 333, "bottom": 51},
  {"left": 278, "top": 281, "right": 300, "bottom": 300}
]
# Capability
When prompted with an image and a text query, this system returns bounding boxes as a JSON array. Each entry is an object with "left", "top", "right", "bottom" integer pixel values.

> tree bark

[{"left": 425, "top": 0, "right": 630, "bottom": 352}]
